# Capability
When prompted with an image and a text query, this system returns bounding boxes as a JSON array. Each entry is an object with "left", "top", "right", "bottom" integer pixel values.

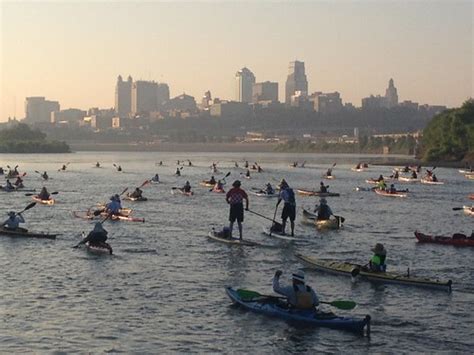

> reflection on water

[{"left": 0, "top": 152, "right": 472, "bottom": 352}]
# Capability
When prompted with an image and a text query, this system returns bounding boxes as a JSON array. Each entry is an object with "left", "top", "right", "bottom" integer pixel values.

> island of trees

[
  {"left": 420, "top": 100, "right": 473, "bottom": 162},
  {"left": 0, "top": 123, "right": 70, "bottom": 153}
]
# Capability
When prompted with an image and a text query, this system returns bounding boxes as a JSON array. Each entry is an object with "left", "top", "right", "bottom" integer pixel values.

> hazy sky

[{"left": 1, "top": 0, "right": 472, "bottom": 120}]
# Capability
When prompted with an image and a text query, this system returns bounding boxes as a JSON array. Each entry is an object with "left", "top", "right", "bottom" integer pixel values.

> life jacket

[
  {"left": 317, "top": 205, "right": 331, "bottom": 220},
  {"left": 293, "top": 284, "right": 314, "bottom": 309},
  {"left": 88, "top": 231, "right": 108, "bottom": 243},
  {"left": 370, "top": 254, "right": 386, "bottom": 272}
]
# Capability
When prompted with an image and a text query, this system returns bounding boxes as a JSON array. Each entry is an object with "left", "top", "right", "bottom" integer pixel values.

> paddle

[
  {"left": 16, "top": 202, "right": 37, "bottom": 214},
  {"left": 25, "top": 191, "right": 58, "bottom": 197},
  {"left": 453, "top": 207, "right": 470, "bottom": 211},
  {"left": 58, "top": 162, "right": 70, "bottom": 172},
  {"left": 236, "top": 289, "right": 356, "bottom": 310},
  {"left": 334, "top": 215, "right": 346, "bottom": 224},
  {"left": 247, "top": 210, "right": 283, "bottom": 229},
  {"left": 269, "top": 204, "right": 279, "bottom": 237},
  {"left": 208, "top": 172, "right": 231, "bottom": 191}
]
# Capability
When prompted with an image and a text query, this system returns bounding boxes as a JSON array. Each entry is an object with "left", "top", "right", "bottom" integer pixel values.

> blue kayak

[{"left": 226, "top": 287, "right": 370, "bottom": 335}]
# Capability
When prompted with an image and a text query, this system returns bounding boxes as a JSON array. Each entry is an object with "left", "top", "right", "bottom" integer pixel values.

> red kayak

[{"left": 415, "top": 231, "right": 474, "bottom": 247}]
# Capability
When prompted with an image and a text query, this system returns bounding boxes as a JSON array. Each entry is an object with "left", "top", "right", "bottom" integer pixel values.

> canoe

[
  {"left": 0, "top": 227, "right": 56, "bottom": 239},
  {"left": 374, "top": 189, "right": 407, "bottom": 198},
  {"left": 415, "top": 231, "right": 474, "bottom": 247},
  {"left": 420, "top": 178, "right": 444, "bottom": 185},
  {"left": 85, "top": 241, "right": 113, "bottom": 255},
  {"left": 125, "top": 195, "right": 148, "bottom": 202},
  {"left": 73, "top": 211, "right": 145, "bottom": 223},
  {"left": 295, "top": 253, "right": 452, "bottom": 292},
  {"left": 32, "top": 195, "right": 55, "bottom": 205},
  {"left": 250, "top": 191, "right": 278, "bottom": 198},
  {"left": 302, "top": 209, "right": 342, "bottom": 229},
  {"left": 208, "top": 230, "right": 261, "bottom": 246},
  {"left": 398, "top": 176, "right": 419, "bottom": 183},
  {"left": 261, "top": 227, "right": 298, "bottom": 241},
  {"left": 225, "top": 287, "right": 370, "bottom": 335},
  {"left": 463, "top": 206, "right": 474, "bottom": 216},
  {"left": 297, "top": 189, "right": 340, "bottom": 197}
]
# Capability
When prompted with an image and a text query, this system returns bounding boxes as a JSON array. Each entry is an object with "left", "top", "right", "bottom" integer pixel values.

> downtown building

[
  {"left": 252, "top": 81, "right": 278, "bottom": 103},
  {"left": 24, "top": 97, "right": 60, "bottom": 123},
  {"left": 235, "top": 67, "right": 256, "bottom": 103},
  {"left": 285, "top": 60, "right": 308, "bottom": 105}
]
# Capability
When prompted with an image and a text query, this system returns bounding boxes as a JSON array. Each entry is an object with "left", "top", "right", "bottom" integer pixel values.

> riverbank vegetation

[
  {"left": 0, "top": 123, "right": 70, "bottom": 153},
  {"left": 420, "top": 100, "right": 473, "bottom": 162}
]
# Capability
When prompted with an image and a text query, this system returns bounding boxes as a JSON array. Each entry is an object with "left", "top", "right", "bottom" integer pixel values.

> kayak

[
  {"left": 463, "top": 206, "right": 474, "bottom": 216},
  {"left": 297, "top": 189, "right": 340, "bottom": 197},
  {"left": 208, "top": 229, "right": 262, "bottom": 246},
  {"left": 0, "top": 227, "right": 56, "bottom": 239},
  {"left": 171, "top": 188, "right": 194, "bottom": 196},
  {"left": 295, "top": 253, "right": 452, "bottom": 292},
  {"left": 93, "top": 207, "right": 132, "bottom": 216},
  {"left": 470, "top": 194, "right": 474, "bottom": 200},
  {"left": 302, "top": 209, "right": 342, "bottom": 229},
  {"left": 398, "top": 176, "right": 419, "bottom": 183},
  {"left": 415, "top": 231, "right": 474, "bottom": 247},
  {"left": 321, "top": 175, "right": 335, "bottom": 180},
  {"left": 262, "top": 227, "right": 298, "bottom": 241},
  {"left": 250, "top": 191, "right": 278, "bottom": 198},
  {"left": 243, "top": 175, "right": 251, "bottom": 179},
  {"left": 420, "top": 178, "right": 444, "bottom": 185},
  {"left": 351, "top": 167, "right": 364, "bottom": 172},
  {"left": 374, "top": 189, "right": 407, "bottom": 198},
  {"left": 85, "top": 241, "right": 113, "bottom": 255},
  {"left": 32, "top": 195, "right": 55, "bottom": 205},
  {"left": 458, "top": 169, "right": 473, "bottom": 174},
  {"left": 125, "top": 195, "right": 148, "bottom": 202},
  {"left": 73, "top": 211, "right": 145, "bottom": 223},
  {"left": 212, "top": 188, "right": 225, "bottom": 193},
  {"left": 200, "top": 181, "right": 215, "bottom": 187},
  {"left": 225, "top": 287, "right": 370, "bottom": 335},
  {"left": 465, "top": 174, "right": 474, "bottom": 180}
]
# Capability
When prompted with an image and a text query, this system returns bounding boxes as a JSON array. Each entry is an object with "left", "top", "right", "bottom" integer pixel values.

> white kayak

[
  {"left": 421, "top": 178, "right": 444, "bottom": 185},
  {"left": 463, "top": 206, "right": 474, "bottom": 216},
  {"left": 398, "top": 176, "right": 419, "bottom": 183}
]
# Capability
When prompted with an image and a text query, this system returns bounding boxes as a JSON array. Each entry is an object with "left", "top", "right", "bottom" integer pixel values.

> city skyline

[{"left": 1, "top": 1, "right": 472, "bottom": 120}]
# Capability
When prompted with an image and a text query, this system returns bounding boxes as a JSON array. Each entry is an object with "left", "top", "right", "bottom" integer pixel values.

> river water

[{"left": 0, "top": 152, "right": 472, "bottom": 353}]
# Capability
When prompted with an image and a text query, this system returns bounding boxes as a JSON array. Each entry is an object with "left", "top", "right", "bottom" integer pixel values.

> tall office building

[
  {"left": 285, "top": 60, "right": 308, "bottom": 104},
  {"left": 115, "top": 75, "right": 133, "bottom": 118},
  {"left": 235, "top": 67, "right": 256, "bottom": 103},
  {"left": 252, "top": 81, "right": 278, "bottom": 103},
  {"left": 131, "top": 80, "right": 159, "bottom": 115},
  {"left": 156, "top": 83, "right": 170, "bottom": 107},
  {"left": 384, "top": 78, "right": 398, "bottom": 108},
  {"left": 24, "top": 97, "right": 60, "bottom": 123}
]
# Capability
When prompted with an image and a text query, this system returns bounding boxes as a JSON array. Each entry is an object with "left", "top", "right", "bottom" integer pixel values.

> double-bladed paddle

[
  {"left": 236, "top": 289, "right": 357, "bottom": 310},
  {"left": 25, "top": 191, "right": 58, "bottom": 197},
  {"left": 16, "top": 202, "right": 37, "bottom": 214}
]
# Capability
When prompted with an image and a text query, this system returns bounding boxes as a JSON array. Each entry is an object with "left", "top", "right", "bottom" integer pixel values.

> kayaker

[
  {"left": 376, "top": 179, "right": 387, "bottom": 191},
  {"left": 96, "top": 162, "right": 100, "bottom": 168},
  {"left": 225, "top": 180, "right": 249, "bottom": 240},
  {"left": 158, "top": 161, "right": 163, "bottom": 166},
  {"left": 251, "top": 164, "right": 257, "bottom": 170},
  {"left": 426, "top": 169, "right": 433, "bottom": 178},
  {"left": 392, "top": 170, "right": 399, "bottom": 179},
  {"left": 273, "top": 270, "right": 319, "bottom": 310},
  {"left": 244, "top": 161, "right": 249, "bottom": 168},
  {"left": 326, "top": 168, "right": 332, "bottom": 177},
  {"left": 175, "top": 167, "right": 181, "bottom": 176},
  {"left": 129, "top": 187, "right": 143, "bottom": 199},
  {"left": 265, "top": 183, "right": 275, "bottom": 195},
  {"left": 209, "top": 176, "right": 216, "bottom": 185},
  {"left": 152, "top": 174, "right": 160, "bottom": 182},
  {"left": 2, "top": 211, "right": 25, "bottom": 231},
  {"left": 377, "top": 175, "right": 384, "bottom": 182},
  {"left": 388, "top": 184, "right": 397, "bottom": 194},
  {"left": 276, "top": 179, "right": 296, "bottom": 236},
  {"left": 5, "top": 179, "right": 14, "bottom": 190},
  {"left": 117, "top": 165, "right": 122, "bottom": 172},
  {"left": 38, "top": 187, "right": 50, "bottom": 200},
  {"left": 214, "top": 180, "right": 224, "bottom": 192},
  {"left": 78, "top": 222, "right": 111, "bottom": 249},
  {"left": 411, "top": 170, "right": 418, "bottom": 179},
  {"left": 234, "top": 161, "right": 239, "bottom": 168},
  {"left": 363, "top": 163, "right": 369, "bottom": 168},
  {"left": 105, "top": 195, "right": 121, "bottom": 215},
  {"left": 61, "top": 164, "right": 67, "bottom": 171},
  {"left": 369, "top": 243, "right": 387, "bottom": 272},
  {"left": 319, "top": 182, "right": 328, "bottom": 193},
  {"left": 245, "top": 169, "right": 251, "bottom": 178},
  {"left": 42, "top": 171, "right": 49, "bottom": 180},
  {"left": 188, "top": 160, "right": 193, "bottom": 166},
  {"left": 183, "top": 181, "right": 192, "bottom": 193},
  {"left": 432, "top": 174, "right": 438, "bottom": 182},
  {"left": 14, "top": 176, "right": 24, "bottom": 188},
  {"left": 0, "top": 167, "right": 4, "bottom": 175},
  {"left": 355, "top": 163, "right": 361, "bottom": 169},
  {"left": 314, "top": 198, "right": 333, "bottom": 221},
  {"left": 257, "top": 165, "right": 263, "bottom": 173}
]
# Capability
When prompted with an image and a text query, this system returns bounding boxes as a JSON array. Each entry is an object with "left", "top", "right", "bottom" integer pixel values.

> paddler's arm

[
  {"left": 272, "top": 270, "right": 293, "bottom": 299},
  {"left": 17, "top": 214, "right": 25, "bottom": 223},
  {"left": 78, "top": 232, "right": 93, "bottom": 245},
  {"left": 244, "top": 191, "right": 249, "bottom": 211}
]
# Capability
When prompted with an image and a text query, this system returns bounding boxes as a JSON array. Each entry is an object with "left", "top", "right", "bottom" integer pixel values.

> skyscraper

[
  {"left": 252, "top": 81, "right": 278, "bottom": 103},
  {"left": 131, "top": 80, "right": 159, "bottom": 115},
  {"left": 385, "top": 78, "right": 399, "bottom": 108},
  {"left": 235, "top": 67, "right": 256, "bottom": 103},
  {"left": 115, "top": 75, "right": 133, "bottom": 118},
  {"left": 285, "top": 60, "right": 308, "bottom": 104}
]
